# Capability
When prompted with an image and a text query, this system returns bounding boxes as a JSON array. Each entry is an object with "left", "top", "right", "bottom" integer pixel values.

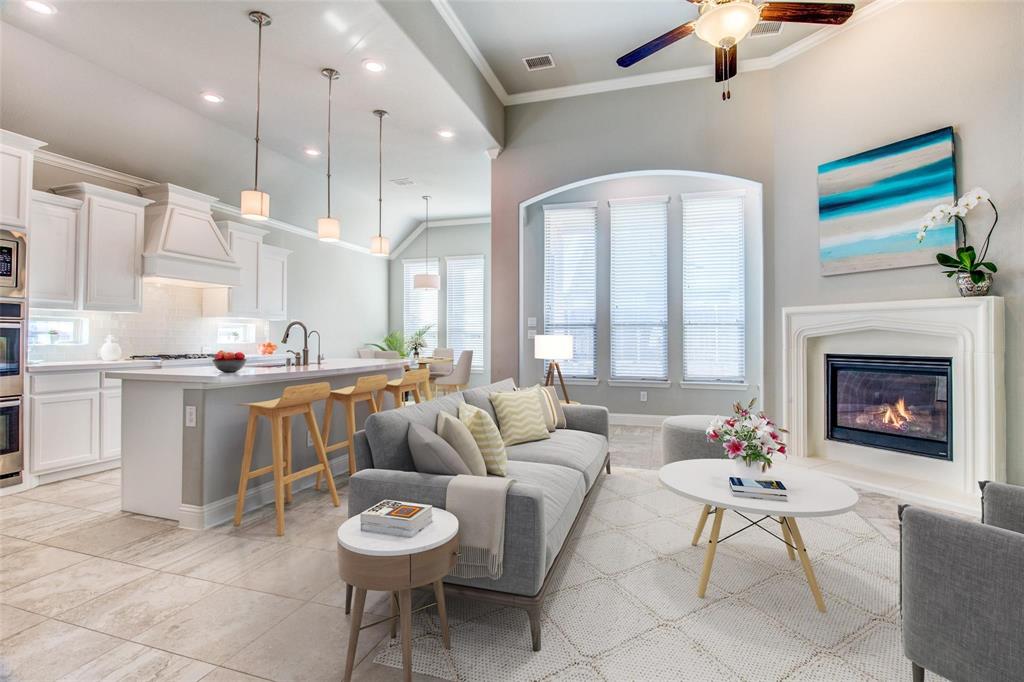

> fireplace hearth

[{"left": 826, "top": 354, "right": 952, "bottom": 460}]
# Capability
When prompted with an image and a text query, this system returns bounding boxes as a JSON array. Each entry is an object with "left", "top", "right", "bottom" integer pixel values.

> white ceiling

[
  {"left": 445, "top": 0, "right": 877, "bottom": 98},
  {"left": 0, "top": 1, "right": 495, "bottom": 247}
]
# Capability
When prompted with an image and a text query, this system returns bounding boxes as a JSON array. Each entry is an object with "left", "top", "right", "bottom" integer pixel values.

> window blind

[
  {"left": 403, "top": 258, "right": 439, "bottom": 351},
  {"left": 610, "top": 197, "right": 668, "bottom": 380},
  {"left": 681, "top": 191, "right": 746, "bottom": 383},
  {"left": 446, "top": 255, "right": 485, "bottom": 371},
  {"left": 543, "top": 203, "right": 597, "bottom": 378}
]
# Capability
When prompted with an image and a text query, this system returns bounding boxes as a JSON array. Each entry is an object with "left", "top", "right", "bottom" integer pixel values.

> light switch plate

[
  {"left": 185, "top": 405, "right": 197, "bottom": 428},
  {"left": 527, "top": 317, "right": 537, "bottom": 327}
]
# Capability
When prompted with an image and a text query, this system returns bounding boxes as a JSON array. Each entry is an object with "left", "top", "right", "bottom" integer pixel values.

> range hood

[{"left": 140, "top": 184, "right": 241, "bottom": 287}]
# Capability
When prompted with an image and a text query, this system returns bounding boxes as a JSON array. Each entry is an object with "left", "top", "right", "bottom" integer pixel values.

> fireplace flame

[{"left": 880, "top": 397, "right": 914, "bottom": 428}]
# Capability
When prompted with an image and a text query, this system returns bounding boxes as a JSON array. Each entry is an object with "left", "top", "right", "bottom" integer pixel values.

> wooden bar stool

[
  {"left": 320, "top": 373, "right": 389, "bottom": 479},
  {"left": 384, "top": 368, "right": 431, "bottom": 408},
  {"left": 233, "top": 382, "right": 338, "bottom": 535}
]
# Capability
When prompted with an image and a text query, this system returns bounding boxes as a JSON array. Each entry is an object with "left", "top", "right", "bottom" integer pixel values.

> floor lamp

[{"left": 535, "top": 335, "right": 574, "bottom": 404}]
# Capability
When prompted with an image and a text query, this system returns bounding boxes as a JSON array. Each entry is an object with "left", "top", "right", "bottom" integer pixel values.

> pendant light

[
  {"left": 241, "top": 10, "right": 272, "bottom": 221},
  {"left": 369, "top": 109, "right": 390, "bottom": 255},
  {"left": 317, "top": 68, "right": 341, "bottom": 242},
  {"left": 413, "top": 195, "right": 440, "bottom": 289}
]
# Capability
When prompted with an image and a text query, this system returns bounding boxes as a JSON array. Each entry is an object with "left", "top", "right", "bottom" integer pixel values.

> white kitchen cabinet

[
  {"left": 202, "top": 222, "right": 266, "bottom": 317},
  {"left": 30, "top": 390, "right": 101, "bottom": 474},
  {"left": 0, "top": 131, "right": 45, "bottom": 230},
  {"left": 259, "top": 244, "right": 289, "bottom": 320},
  {"left": 100, "top": 388, "right": 122, "bottom": 461},
  {"left": 29, "top": 191, "right": 81, "bottom": 308},
  {"left": 51, "top": 183, "right": 152, "bottom": 313}
]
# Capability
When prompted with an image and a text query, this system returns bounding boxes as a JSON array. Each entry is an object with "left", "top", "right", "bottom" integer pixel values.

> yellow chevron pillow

[
  {"left": 489, "top": 387, "right": 552, "bottom": 447},
  {"left": 458, "top": 402, "right": 508, "bottom": 476}
]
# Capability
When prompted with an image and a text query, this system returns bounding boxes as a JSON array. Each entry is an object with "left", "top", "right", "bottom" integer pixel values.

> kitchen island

[{"left": 107, "top": 358, "right": 408, "bottom": 528}]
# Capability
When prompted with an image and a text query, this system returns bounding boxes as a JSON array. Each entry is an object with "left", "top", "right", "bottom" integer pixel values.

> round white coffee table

[
  {"left": 659, "top": 459, "right": 858, "bottom": 612},
  {"left": 337, "top": 509, "right": 459, "bottom": 682}
]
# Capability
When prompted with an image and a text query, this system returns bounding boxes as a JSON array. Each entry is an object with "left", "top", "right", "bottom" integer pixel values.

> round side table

[{"left": 337, "top": 509, "right": 459, "bottom": 682}]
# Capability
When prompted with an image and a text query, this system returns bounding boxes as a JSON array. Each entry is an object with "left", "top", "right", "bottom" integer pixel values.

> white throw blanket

[{"left": 446, "top": 474, "right": 515, "bottom": 580}]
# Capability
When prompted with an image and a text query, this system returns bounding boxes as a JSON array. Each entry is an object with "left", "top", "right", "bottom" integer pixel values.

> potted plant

[
  {"left": 917, "top": 187, "right": 1000, "bottom": 296},
  {"left": 369, "top": 331, "right": 407, "bottom": 358},
  {"left": 706, "top": 399, "right": 787, "bottom": 476},
  {"left": 406, "top": 324, "right": 433, "bottom": 359}
]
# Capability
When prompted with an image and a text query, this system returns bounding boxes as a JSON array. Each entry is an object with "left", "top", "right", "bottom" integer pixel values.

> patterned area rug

[{"left": 374, "top": 467, "right": 920, "bottom": 681}]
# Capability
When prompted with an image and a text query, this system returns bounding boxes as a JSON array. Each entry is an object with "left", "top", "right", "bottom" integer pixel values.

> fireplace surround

[{"left": 825, "top": 354, "right": 952, "bottom": 460}]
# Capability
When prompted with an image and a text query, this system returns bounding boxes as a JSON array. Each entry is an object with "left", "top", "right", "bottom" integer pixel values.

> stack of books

[
  {"left": 360, "top": 500, "right": 433, "bottom": 537},
  {"left": 728, "top": 477, "right": 788, "bottom": 501}
]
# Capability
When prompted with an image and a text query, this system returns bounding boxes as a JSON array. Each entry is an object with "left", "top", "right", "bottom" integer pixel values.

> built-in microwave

[{"left": 0, "top": 229, "right": 26, "bottom": 299}]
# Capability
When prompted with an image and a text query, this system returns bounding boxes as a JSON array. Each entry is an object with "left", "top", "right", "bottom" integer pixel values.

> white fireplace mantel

[{"left": 782, "top": 297, "right": 1005, "bottom": 511}]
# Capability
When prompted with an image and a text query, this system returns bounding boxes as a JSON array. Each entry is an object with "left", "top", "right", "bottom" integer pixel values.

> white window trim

[
  {"left": 679, "top": 381, "right": 750, "bottom": 391},
  {"left": 607, "top": 194, "right": 669, "bottom": 206},
  {"left": 542, "top": 200, "right": 598, "bottom": 211},
  {"left": 608, "top": 379, "right": 671, "bottom": 388}
]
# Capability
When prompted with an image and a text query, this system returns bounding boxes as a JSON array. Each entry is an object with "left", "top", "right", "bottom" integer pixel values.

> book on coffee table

[
  {"left": 729, "top": 477, "right": 788, "bottom": 500},
  {"left": 361, "top": 500, "right": 433, "bottom": 537}
]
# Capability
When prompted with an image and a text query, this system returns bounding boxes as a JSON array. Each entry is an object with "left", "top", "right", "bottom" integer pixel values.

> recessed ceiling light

[
  {"left": 362, "top": 59, "right": 385, "bottom": 72},
  {"left": 201, "top": 92, "right": 224, "bottom": 104},
  {"left": 437, "top": 129, "right": 455, "bottom": 139},
  {"left": 304, "top": 147, "right": 321, "bottom": 157},
  {"left": 25, "top": 0, "right": 57, "bottom": 14}
]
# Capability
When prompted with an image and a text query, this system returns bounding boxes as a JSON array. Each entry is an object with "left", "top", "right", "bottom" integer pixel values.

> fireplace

[{"left": 826, "top": 354, "right": 952, "bottom": 460}]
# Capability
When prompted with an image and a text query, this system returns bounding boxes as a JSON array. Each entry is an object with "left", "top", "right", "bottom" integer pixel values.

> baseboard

[
  {"left": 178, "top": 455, "right": 350, "bottom": 530},
  {"left": 609, "top": 413, "right": 668, "bottom": 427}
]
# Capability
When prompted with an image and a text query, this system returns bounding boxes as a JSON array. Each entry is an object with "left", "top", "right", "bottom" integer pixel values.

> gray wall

[
  {"left": 521, "top": 174, "right": 763, "bottom": 415},
  {"left": 491, "top": 1, "right": 1024, "bottom": 483},
  {"left": 388, "top": 222, "right": 491, "bottom": 386}
]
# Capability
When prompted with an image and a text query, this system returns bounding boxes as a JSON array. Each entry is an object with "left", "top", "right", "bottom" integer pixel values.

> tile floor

[{"left": 0, "top": 425, "right": 918, "bottom": 681}]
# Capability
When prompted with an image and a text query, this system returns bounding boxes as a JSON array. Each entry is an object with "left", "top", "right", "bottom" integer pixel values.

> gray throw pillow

[
  {"left": 408, "top": 423, "right": 472, "bottom": 476},
  {"left": 437, "top": 412, "right": 487, "bottom": 476}
]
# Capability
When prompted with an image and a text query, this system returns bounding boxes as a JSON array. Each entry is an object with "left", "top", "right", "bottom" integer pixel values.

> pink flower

[
  {"left": 777, "top": 444, "right": 787, "bottom": 455},
  {"left": 706, "top": 430, "right": 719, "bottom": 442},
  {"left": 724, "top": 438, "right": 744, "bottom": 458},
  {"left": 724, "top": 418, "right": 737, "bottom": 428}
]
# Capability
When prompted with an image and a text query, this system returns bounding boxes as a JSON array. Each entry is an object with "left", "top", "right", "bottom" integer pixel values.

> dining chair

[
  {"left": 374, "top": 350, "right": 400, "bottom": 359},
  {"left": 356, "top": 348, "right": 376, "bottom": 359},
  {"left": 434, "top": 351, "right": 472, "bottom": 395},
  {"left": 428, "top": 347, "right": 454, "bottom": 379}
]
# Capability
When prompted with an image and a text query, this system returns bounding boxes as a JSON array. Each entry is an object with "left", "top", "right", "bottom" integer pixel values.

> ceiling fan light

[
  {"left": 413, "top": 272, "right": 440, "bottom": 290},
  {"left": 240, "top": 190, "right": 270, "bottom": 221},
  {"left": 694, "top": 2, "right": 760, "bottom": 48},
  {"left": 317, "top": 217, "right": 340, "bottom": 242},
  {"left": 370, "top": 235, "right": 390, "bottom": 256}
]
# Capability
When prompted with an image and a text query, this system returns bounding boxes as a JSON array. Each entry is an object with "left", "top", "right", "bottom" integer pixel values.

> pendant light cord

[
  {"left": 423, "top": 195, "right": 431, "bottom": 272},
  {"left": 326, "top": 75, "right": 333, "bottom": 218},
  {"left": 253, "top": 16, "right": 264, "bottom": 191},
  {"left": 377, "top": 113, "right": 383, "bottom": 239}
]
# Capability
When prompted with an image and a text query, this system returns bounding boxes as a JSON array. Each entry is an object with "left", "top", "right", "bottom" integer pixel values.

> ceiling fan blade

[
  {"left": 616, "top": 21, "right": 695, "bottom": 68},
  {"left": 760, "top": 2, "right": 855, "bottom": 24},
  {"left": 714, "top": 44, "right": 737, "bottom": 83}
]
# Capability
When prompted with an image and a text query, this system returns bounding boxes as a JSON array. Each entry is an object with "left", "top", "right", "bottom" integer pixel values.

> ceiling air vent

[
  {"left": 389, "top": 177, "right": 415, "bottom": 187},
  {"left": 749, "top": 21, "right": 784, "bottom": 38},
  {"left": 522, "top": 54, "right": 555, "bottom": 71}
]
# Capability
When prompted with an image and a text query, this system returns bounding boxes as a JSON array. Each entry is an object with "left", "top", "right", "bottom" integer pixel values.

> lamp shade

[
  {"left": 413, "top": 272, "right": 440, "bottom": 290},
  {"left": 370, "top": 235, "right": 390, "bottom": 256},
  {"left": 317, "top": 217, "right": 340, "bottom": 242},
  {"left": 240, "top": 190, "right": 270, "bottom": 221},
  {"left": 534, "top": 334, "right": 573, "bottom": 361},
  {"left": 694, "top": 1, "right": 760, "bottom": 48}
]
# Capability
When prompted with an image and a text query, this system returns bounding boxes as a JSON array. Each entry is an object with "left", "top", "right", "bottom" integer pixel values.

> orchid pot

[{"left": 955, "top": 271, "right": 993, "bottom": 297}]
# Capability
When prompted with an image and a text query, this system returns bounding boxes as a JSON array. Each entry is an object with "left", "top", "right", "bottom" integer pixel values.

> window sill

[
  {"left": 679, "top": 381, "right": 749, "bottom": 391},
  {"left": 561, "top": 377, "right": 599, "bottom": 386},
  {"left": 608, "top": 380, "right": 671, "bottom": 388}
]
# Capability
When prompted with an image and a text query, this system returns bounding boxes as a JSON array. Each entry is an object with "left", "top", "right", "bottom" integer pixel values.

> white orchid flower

[
  {"left": 967, "top": 187, "right": 990, "bottom": 203},
  {"left": 958, "top": 193, "right": 979, "bottom": 211},
  {"left": 916, "top": 229, "right": 928, "bottom": 243}
]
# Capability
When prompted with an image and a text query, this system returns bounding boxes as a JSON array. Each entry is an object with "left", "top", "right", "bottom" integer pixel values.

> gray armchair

[{"left": 900, "top": 481, "right": 1024, "bottom": 682}]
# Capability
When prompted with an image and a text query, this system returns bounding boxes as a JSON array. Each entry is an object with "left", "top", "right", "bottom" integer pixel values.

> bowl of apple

[{"left": 213, "top": 350, "right": 246, "bottom": 373}]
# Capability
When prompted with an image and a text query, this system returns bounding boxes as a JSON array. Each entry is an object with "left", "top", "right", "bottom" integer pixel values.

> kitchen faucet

[
  {"left": 281, "top": 321, "right": 310, "bottom": 366},
  {"left": 308, "top": 330, "right": 324, "bottom": 365}
]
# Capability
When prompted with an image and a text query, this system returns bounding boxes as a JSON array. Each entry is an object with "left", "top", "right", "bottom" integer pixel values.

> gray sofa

[
  {"left": 900, "top": 481, "right": 1024, "bottom": 682},
  {"left": 348, "top": 379, "right": 610, "bottom": 650}
]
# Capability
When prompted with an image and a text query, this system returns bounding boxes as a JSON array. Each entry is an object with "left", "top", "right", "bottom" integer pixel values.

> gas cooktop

[{"left": 128, "top": 354, "right": 215, "bottom": 361}]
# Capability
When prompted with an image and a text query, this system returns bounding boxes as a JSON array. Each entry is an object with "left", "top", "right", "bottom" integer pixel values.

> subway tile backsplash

[{"left": 28, "top": 281, "right": 269, "bottom": 363}]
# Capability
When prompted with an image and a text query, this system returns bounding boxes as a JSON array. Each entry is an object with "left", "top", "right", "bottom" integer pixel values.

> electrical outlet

[
  {"left": 185, "top": 405, "right": 197, "bottom": 427},
  {"left": 527, "top": 330, "right": 536, "bottom": 339},
  {"left": 640, "top": 391, "right": 648, "bottom": 402},
  {"left": 307, "top": 432, "right": 314, "bottom": 448},
  {"left": 527, "top": 317, "right": 537, "bottom": 327}
]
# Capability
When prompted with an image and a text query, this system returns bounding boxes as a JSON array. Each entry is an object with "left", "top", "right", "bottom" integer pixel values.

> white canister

[{"left": 99, "top": 335, "right": 123, "bottom": 362}]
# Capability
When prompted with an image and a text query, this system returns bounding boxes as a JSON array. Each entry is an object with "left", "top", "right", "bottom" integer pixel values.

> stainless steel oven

[
  {"left": 0, "top": 397, "right": 22, "bottom": 488},
  {"left": 0, "top": 229, "right": 27, "bottom": 299},
  {"left": 0, "top": 300, "right": 23, "bottom": 487}
]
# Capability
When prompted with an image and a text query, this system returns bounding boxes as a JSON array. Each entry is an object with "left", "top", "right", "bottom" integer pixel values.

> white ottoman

[{"left": 661, "top": 415, "right": 725, "bottom": 464}]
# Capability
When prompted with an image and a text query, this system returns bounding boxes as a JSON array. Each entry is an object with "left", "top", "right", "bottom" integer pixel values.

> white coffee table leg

[
  {"left": 785, "top": 517, "right": 826, "bottom": 613},
  {"left": 697, "top": 507, "right": 724, "bottom": 598},
  {"left": 691, "top": 504, "right": 711, "bottom": 546}
]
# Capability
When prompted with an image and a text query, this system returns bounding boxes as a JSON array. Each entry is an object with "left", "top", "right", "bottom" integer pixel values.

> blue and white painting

[{"left": 818, "top": 127, "right": 956, "bottom": 275}]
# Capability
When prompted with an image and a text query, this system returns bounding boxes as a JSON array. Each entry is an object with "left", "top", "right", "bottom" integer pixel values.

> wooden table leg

[
  {"left": 399, "top": 589, "right": 413, "bottom": 682},
  {"left": 389, "top": 591, "right": 398, "bottom": 639},
  {"left": 691, "top": 504, "right": 711, "bottom": 546},
  {"left": 343, "top": 587, "right": 366, "bottom": 682},
  {"left": 780, "top": 516, "right": 796, "bottom": 561},
  {"left": 697, "top": 507, "right": 724, "bottom": 598},
  {"left": 786, "top": 517, "right": 826, "bottom": 612},
  {"left": 344, "top": 583, "right": 352, "bottom": 615},
  {"left": 433, "top": 580, "right": 450, "bottom": 650}
]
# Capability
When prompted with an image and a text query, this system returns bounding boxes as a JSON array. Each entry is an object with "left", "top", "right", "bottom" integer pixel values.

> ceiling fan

[{"left": 616, "top": 0, "right": 855, "bottom": 99}]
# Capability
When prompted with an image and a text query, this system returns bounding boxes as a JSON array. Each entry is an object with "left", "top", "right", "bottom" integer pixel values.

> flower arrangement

[
  {"left": 706, "top": 399, "right": 787, "bottom": 473},
  {"left": 917, "top": 187, "right": 1000, "bottom": 296}
]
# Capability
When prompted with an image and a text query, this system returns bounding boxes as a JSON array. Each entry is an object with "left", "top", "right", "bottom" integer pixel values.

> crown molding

[
  {"left": 33, "top": 150, "right": 377, "bottom": 255},
  {"left": 438, "top": 0, "right": 905, "bottom": 107},
  {"left": 388, "top": 216, "right": 491, "bottom": 260}
]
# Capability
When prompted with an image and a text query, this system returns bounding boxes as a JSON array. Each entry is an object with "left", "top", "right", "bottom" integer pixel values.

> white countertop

[
  {"left": 106, "top": 357, "right": 410, "bottom": 387},
  {"left": 27, "top": 359, "right": 160, "bottom": 373}
]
